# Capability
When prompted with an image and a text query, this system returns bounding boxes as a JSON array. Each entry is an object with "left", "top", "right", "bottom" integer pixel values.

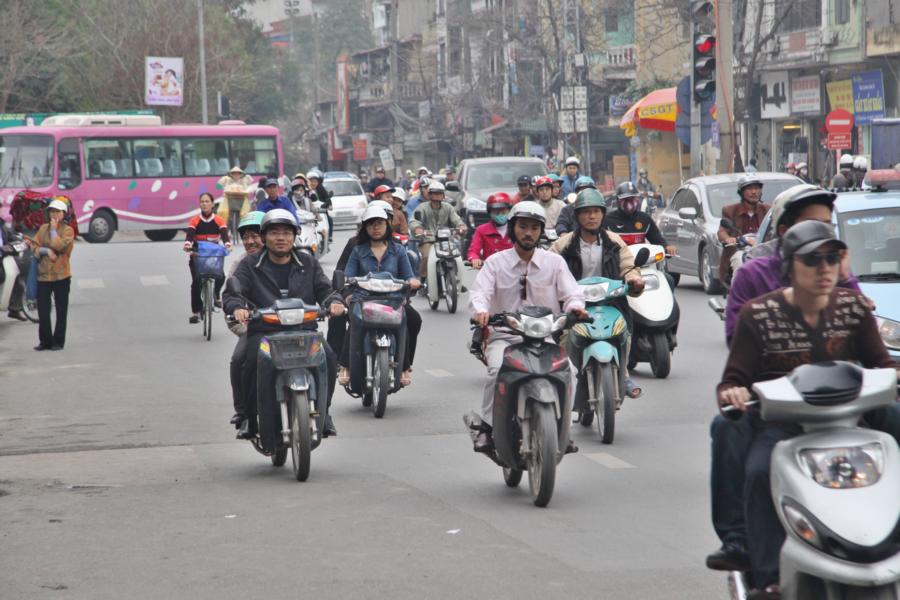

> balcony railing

[
  {"left": 605, "top": 45, "right": 635, "bottom": 67},
  {"left": 359, "top": 82, "right": 391, "bottom": 105}
]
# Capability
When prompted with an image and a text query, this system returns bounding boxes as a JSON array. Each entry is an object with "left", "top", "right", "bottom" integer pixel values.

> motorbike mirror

[
  {"left": 678, "top": 206, "right": 698, "bottom": 220},
  {"left": 255, "top": 188, "right": 267, "bottom": 204},
  {"left": 444, "top": 181, "right": 460, "bottom": 192},
  {"left": 332, "top": 270, "right": 346, "bottom": 290},
  {"left": 225, "top": 277, "right": 243, "bottom": 297},
  {"left": 633, "top": 247, "right": 650, "bottom": 267}
]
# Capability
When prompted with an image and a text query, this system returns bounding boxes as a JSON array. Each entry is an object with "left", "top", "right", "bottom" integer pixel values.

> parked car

[
  {"left": 449, "top": 157, "right": 548, "bottom": 255},
  {"left": 658, "top": 172, "right": 802, "bottom": 294},
  {"left": 326, "top": 177, "right": 368, "bottom": 228},
  {"left": 324, "top": 171, "right": 358, "bottom": 181}
]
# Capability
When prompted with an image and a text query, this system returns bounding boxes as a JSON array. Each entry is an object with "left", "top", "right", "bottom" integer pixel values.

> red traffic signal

[{"left": 695, "top": 34, "right": 716, "bottom": 55}]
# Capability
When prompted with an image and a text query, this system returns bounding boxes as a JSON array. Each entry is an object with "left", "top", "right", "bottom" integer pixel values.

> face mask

[{"left": 491, "top": 214, "right": 509, "bottom": 226}]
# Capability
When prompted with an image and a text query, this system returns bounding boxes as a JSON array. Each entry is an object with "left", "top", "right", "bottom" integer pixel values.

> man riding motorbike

[
  {"left": 548, "top": 173, "right": 563, "bottom": 199},
  {"left": 257, "top": 178, "right": 300, "bottom": 223},
  {"left": 550, "top": 188, "right": 646, "bottom": 401},
  {"left": 307, "top": 169, "right": 333, "bottom": 242},
  {"left": 405, "top": 176, "right": 431, "bottom": 219},
  {"left": 555, "top": 176, "right": 598, "bottom": 235},
  {"left": 223, "top": 209, "right": 346, "bottom": 439},
  {"left": 410, "top": 180, "right": 467, "bottom": 280},
  {"left": 605, "top": 181, "right": 677, "bottom": 259},
  {"left": 533, "top": 176, "right": 565, "bottom": 230},
  {"left": 513, "top": 175, "right": 535, "bottom": 204},
  {"left": 469, "top": 200, "right": 587, "bottom": 452},
  {"left": 636, "top": 168, "right": 656, "bottom": 194},
  {"left": 717, "top": 175, "right": 768, "bottom": 285}
]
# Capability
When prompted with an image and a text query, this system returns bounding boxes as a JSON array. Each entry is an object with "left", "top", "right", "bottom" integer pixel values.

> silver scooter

[{"left": 727, "top": 361, "right": 900, "bottom": 599}]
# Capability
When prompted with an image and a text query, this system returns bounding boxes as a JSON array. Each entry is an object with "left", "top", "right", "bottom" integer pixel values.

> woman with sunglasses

[{"left": 717, "top": 220, "right": 900, "bottom": 600}]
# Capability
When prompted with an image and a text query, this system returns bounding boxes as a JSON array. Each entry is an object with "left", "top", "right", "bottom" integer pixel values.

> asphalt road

[{"left": 0, "top": 228, "right": 731, "bottom": 599}]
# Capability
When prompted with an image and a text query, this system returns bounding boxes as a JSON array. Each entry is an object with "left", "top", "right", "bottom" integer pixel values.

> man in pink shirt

[{"left": 469, "top": 201, "right": 586, "bottom": 452}]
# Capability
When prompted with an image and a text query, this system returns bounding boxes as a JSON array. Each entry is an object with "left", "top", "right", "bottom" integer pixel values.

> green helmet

[
  {"left": 572, "top": 188, "right": 608, "bottom": 212},
  {"left": 237, "top": 210, "right": 265, "bottom": 234}
]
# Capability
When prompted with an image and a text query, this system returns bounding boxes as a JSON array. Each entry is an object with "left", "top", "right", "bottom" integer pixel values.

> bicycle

[{"left": 195, "top": 241, "right": 227, "bottom": 341}]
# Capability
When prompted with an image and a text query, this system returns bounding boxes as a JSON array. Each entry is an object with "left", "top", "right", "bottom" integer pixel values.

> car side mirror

[
  {"left": 678, "top": 207, "right": 698, "bottom": 220},
  {"left": 332, "top": 270, "right": 345, "bottom": 290},
  {"left": 633, "top": 247, "right": 650, "bottom": 267},
  {"left": 445, "top": 181, "right": 460, "bottom": 192}
]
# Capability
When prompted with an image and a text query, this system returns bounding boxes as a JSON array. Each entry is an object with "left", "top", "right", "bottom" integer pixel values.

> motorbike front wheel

[
  {"left": 528, "top": 403, "right": 558, "bottom": 507},
  {"left": 372, "top": 347, "right": 390, "bottom": 418},
  {"left": 442, "top": 267, "right": 458, "bottom": 314},
  {"left": 271, "top": 447, "right": 288, "bottom": 467},
  {"left": 595, "top": 363, "right": 617, "bottom": 444},
  {"left": 503, "top": 467, "right": 523, "bottom": 487},
  {"left": 649, "top": 332, "right": 671, "bottom": 378},
  {"left": 289, "top": 390, "right": 312, "bottom": 481}
]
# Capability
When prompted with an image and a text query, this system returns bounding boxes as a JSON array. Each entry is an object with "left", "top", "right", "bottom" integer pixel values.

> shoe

[
  {"left": 323, "top": 415, "right": 337, "bottom": 437},
  {"left": 33, "top": 344, "right": 51, "bottom": 351},
  {"left": 49, "top": 345, "right": 63, "bottom": 351},
  {"left": 229, "top": 413, "right": 245, "bottom": 426},
  {"left": 579, "top": 409, "right": 594, "bottom": 427},
  {"left": 747, "top": 585, "right": 780, "bottom": 599},
  {"left": 8, "top": 310, "right": 27, "bottom": 322},
  {"left": 705, "top": 544, "right": 751, "bottom": 571},
  {"left": 625, "top": 378, "right": 643, "bottom": 399},
  {"left": 460, "top": 284, "right": 468, "bottom": 293},
  {"left": 214, "top": 299, "right": 222, "bottom": 309},
  {"left": 565, "top": 439, "right": 579, "bottom": 454},
  {"left": 189, "top": 314, "right": 200, "bottom": 324},
  {"left": 236, "top": 418, "right": 256, "bottom": 440},
  {"left": 474, "top": 431, "right": 494, "bottom": 453}
]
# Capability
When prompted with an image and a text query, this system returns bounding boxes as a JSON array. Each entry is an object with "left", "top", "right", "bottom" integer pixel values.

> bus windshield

[{"left": 0, "top": 134, "right": 54, "bottom": 188}]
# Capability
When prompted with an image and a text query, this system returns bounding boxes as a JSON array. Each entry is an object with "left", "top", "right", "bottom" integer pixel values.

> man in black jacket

[
  {"left": 223, "top": 209, "right": 346, "bottom": 440},
  {"left": 604, "top": 181, "right": 676, "bottom": 256},
  {"left": 366, "top": 166, "right": 394, "bottom": 194}
]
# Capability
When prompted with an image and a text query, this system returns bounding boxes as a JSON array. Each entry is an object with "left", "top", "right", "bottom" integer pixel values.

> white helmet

[
  {"left": 48, "top": 199, "right": 68, "bottom": 212},
  {"left": 796, "top": 162, "right": 808, "bottom": 171},
  {"left": 839, "top": 154, "right": 854, "bottom": 168},
  {"left": 369, "top": 199, "right": 394, "bottom": 218},
  {"left": 391, "top": 188, "right": 407, "bottom": 203},
  {"left": 306, "top": 169, "right": 323, "bottom": 180},
  {"left": 508, "top": 200, "right": 547, "bottom": 225},
  {"left": 565, "top": 156, "right": 580, "bottom": 167},
  {"left": 361, "top": 204, "right": 389, "bottom": 223},
  {"left": 853, "top": 156, "right": 869, "bottom": 171},
  {"left": 428, "top": 180, "right": 445, "bottom": 194},
  {"left": 417, "top": 165, "right": 431, "bottom": 175}
]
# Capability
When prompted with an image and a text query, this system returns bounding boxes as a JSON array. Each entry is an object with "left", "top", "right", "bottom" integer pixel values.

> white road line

[
  {"left": 425, "top": 368, "right": 454, "bottom": 378},
  {"left": 584, "top": 453, "right": 637, "bottom": 469},
  {"left": 76, "top": 278, "right": 105, "bottom": 289},
  {"left": 140, "top": 275, "right": 170, "bottom": 286}
]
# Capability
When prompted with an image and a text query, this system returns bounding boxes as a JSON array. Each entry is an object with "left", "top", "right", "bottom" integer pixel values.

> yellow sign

[
  {"left": 613, "top": 155, "right": 630, "bottom": 181},
  {"left": 826, "top": 80, "right": 854, "bottom": 113}
]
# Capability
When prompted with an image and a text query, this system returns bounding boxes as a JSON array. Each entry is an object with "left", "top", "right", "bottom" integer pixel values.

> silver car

[{"left": 658, "top": 172, "right": 803, "bottom": 294}]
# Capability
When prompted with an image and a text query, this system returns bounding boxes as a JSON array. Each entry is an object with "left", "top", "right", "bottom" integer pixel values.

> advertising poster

[
  {"left": 851, "top": 70, "right": 886, "bottom": 125},
  {"left": 790, "top": 75, "right": 821, "bottom": 115},
  {"left": 145, "top": 57, "right": 184, "bottom": 107},
  {"left": 826, "top": 80, "right": 854, "bottom": 112}
]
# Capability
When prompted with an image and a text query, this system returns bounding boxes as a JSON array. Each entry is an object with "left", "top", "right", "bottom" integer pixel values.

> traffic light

[{"left": 691, "top": 1, "right": 717, "bottom": 103}]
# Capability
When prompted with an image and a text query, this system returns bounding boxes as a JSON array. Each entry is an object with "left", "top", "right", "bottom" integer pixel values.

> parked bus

[{"left": 0, "top": 115, "right": 283, "bottom": 242}]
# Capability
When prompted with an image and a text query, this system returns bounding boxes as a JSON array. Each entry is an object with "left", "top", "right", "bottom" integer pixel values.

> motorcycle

[
  {"left": 393, "top": 232, "right": 419, "bottom": 274},
  {"left": 640, "top": 190, "right": 664, "bottom": 217},
  {"left": 620, "top": 233, "right": 679, "bottom": 379},
  {"left": 0, "top": 234, "right": 38, "bottom": 322},
  {"left": 464, "top": 307, "right": 587, "bottom": 507},
  {"left": 723, "top": 362, "right": 900, "bottom": 599},
  {"left": 335, "top": 271, "right": 410, "bottom": 418},
  {"left": 708, "top": 218, "right": 756, "bottom": 321},
  {"left": 225, "top": 278, "right": 331, "bottom": 482},
  {"left": 420, "top": 227, "right": 463, "bottom": 314},
  {"left": 293, "top": 207, "right": 321, "bottom": 256}
]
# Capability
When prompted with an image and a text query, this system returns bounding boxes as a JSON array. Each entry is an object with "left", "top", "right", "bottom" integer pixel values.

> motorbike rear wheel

[
  {"left": 289, "top": 390, "right": 312, "bottom": 481},
  {"left": 649, "top": 332, "right": 671, "bottom": 378},
  {"left": 595, "top": 363, "right": 617, "bottom": 444},
  {"left": 373, "top": 347, "right": 390, "bottom": 418},
  {"left": 442, "top": 268, "right": 458, "bottom": 314},
  {"left": 503, "top": 467, "right": 523, "bottom": 487},
  {"left": 528, "top": 403, "right": 558, "bottom": 507},
  {"left": 271, "top": 447, "right": 288, "bottom": 467}
]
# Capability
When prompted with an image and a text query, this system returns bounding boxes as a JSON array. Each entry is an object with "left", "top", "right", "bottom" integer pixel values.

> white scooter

[
  {"left": 311, "top": 199, "right": 330, "bottom": 257},
  {"left": 422, "top": 227, "right": 464, "bottom": 314},
  {"left": 726, "top": 362, "right": 900, "bottom": 599},
  {"left": 622, "top": 234, "right": 679, "bottom": 378},
  {"left": 0, "top": 234, "right": 37, "bottom": 322}
]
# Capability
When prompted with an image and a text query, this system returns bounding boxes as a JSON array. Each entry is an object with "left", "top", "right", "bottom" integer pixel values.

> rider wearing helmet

[
  {"left": 467, "top": 192, "right": 514, "bottom": 269},
  {"left": 636, "top": 168, "right": 656, "bottom": 194},
  {"left": 605, "top": 181, "right": 677, "bottom": 257},
  {"left": 223, "top": 208, "right": 346, "bottom": 439},
  {"left": 852, "top": 155, "right": 869, "bottom": 188},
  {"left": 555, "top": 175, "right": 597, "bottom": 235},
  {"left": 469, "top": 200, "right": 587, "bottom": 452},
  {"left": 290, "top": 173, "right": 313, "bottom": 212},
  {"left": 513, "top": 174, "right": 535, "bottom": 204},
  {"left": 410, "top": 180, "right": 466, "bottom": 279},
  {"left": 830, "top": 154, "right": 854, "bottom": 190},
  {"left": 366, "top": 165, "right": 394, "bottom": 195},
  {"left": 547, "top": 173, "right": 563, "bottom": 199},
  {"left": 372, "top": 184, "right": 394, "bottom": 203},
  {"left": 533, "top": 175, "right": 565, "bottom": 229},
  {"left": 306, "top": 169, "right": 333, "bottom": 241},
  {"left": 560, "top": 156, "right": 581, "bottom": 196},
  {"left": 256, "top": 177, "right": 300, "bottom": 223},
  {"left": 796, "top": 161, "right": 811, "bottom": 183},
  {"left": 718, "top": 175, "right": 768, "bottom": 245},
  {"left": 405, "top": 175, "right": 431, "bottom": 219}
]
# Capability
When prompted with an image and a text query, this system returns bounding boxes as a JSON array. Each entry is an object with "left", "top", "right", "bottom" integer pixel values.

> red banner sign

[
  {"left": 352, "top": 138, "right": 368, "bottom": 161},
  {"left": 826, "top": 132, "right": 852, "bottom": 150}
]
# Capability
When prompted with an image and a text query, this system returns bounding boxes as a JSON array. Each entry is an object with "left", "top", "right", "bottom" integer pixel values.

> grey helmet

[{"left": 260, "top": 208, "right": 299, "bottom": 234}]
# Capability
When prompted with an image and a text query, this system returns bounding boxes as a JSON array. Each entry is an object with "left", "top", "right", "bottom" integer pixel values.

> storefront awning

[
  {"left": 620, "top": 87, "right": 678, "bottom": 138},
  {"left": 479, "top": 118, "right": 509, "bottom": 134}
]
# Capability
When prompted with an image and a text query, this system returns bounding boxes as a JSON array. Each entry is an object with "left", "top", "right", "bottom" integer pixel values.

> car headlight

[
  {"left": 521, "top": 315, "right": 552, "bottom": 339},
  {"left": 466, "top": 196, "right": 486, "bottom": 211},
  {"left": 799, "top": 443, "right": 884, "bottom": 489},
  {"left": 876, "top": 317, "right": 900, "bottom": 349}
]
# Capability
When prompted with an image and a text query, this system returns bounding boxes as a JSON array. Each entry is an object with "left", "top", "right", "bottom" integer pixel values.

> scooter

[
  {"left": 335, "top": 271, "right": 410, "bottom": 419},
  {"left": 421, "top": 227, "right": 463, "bottom": 314},
  {"left": 708, "top": 218, "right": 756, "bottom": 321},
  {"left": 311, "top": 199, "right": 330, "bottom": 257},
  {"left": 0, "top": 234, "right": 38, "bottom": 322},
  {"left": 293, "top": 207, "right": 321, "bottom": 256},
  {"left": 225, "top": 278, "right": 331, "bottom": 482},
  {"left": 465, "top": 307, "right": 587, "bottom": 507},
  {"left": 622, "top": 236, "right": 679, "bottom": 379},
  {"left": 724, "top": 362, "right": 900, "bottom": 599}
]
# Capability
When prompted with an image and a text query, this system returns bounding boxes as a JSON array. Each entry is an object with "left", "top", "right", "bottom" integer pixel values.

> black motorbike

[
  {"left": 709, "top": 217, "right": 757, "bottom": 320},
  {"left": 226, "top": 279, "right": 330, "bottom": 482},
  {"left": 335, "top": 271, "right": 410, "bottom": 418},
  {"left": 465, "top": 307, "right": 587, "bottom": 507}
]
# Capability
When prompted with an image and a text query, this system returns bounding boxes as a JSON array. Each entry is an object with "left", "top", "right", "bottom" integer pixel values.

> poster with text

[{"left": 145, "top": 57, "right": 184, "bottom": 106}]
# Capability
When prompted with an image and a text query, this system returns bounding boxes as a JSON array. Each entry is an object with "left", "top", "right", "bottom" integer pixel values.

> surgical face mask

[{"left": 491, "top": 214, "right": 509, "bottom": 226}]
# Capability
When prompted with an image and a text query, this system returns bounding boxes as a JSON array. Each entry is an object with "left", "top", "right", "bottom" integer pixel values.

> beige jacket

[{"left": 33, "top": 223, "right": 75, "bottom": 282}]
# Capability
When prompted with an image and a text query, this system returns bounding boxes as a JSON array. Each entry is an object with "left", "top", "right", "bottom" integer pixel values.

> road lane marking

[
  {"left": 140, "top": 275, "right": 170, "bottom": 286},
  {"left": 425, "top": 368, "right": 454, "bottom": 378},
  {"left": 584, "top": 453, "right": 637, "bottom": 469},
  {"left": 76, "top": 278, "right": 104, "bottom": 289}
]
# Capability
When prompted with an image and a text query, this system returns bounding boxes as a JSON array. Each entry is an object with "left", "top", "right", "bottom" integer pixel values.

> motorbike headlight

[
  {"left": 876, "top": 317, "right": 900, "bottom": 350},
  {"left": 641, "top": 274, "right": 660, "bottom": 291},
  {"left": 782, "top": 502, "right": 825, "bottom": 551},
  {"left": 581, "top": 282, "right": 609, "bottom": 303},
  {"left": 799, "top": 443, "right": 884, "bottom": 489},
  {"left": 521, "top": 315, "right": 552, "bottom": 339},
  {"left": 466, "top": 196, "right": 486, "bottom": 212},
  {"left": 277, "top": 308, "right": 307, "bottom": 325}
]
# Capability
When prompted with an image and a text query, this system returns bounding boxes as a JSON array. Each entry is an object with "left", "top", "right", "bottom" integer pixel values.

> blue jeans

[{"left": 710, "top": 414, "right": 753, "bottom": 548}]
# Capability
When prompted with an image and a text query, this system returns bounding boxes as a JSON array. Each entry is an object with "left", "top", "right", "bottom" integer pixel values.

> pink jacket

[{"left": 468, "top": 221, "right": 513, "bottom": 262}]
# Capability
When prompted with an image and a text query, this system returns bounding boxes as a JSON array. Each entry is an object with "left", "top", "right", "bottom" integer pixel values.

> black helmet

[
  {"left": 517, "top": 174, "right": 532, "bottom": 186},
  {"left": 616, "top": 181, "right": 640, "bottom": 200}
]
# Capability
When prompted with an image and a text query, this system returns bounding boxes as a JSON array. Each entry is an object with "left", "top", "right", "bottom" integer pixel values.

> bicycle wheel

[{"left": 204, "top": 277, "right": 214, "bottom": 341}]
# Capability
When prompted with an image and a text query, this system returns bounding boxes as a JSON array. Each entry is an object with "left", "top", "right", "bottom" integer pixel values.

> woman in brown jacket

[{"left": 27, "top": 199, "right": 75, "bottom": 350}]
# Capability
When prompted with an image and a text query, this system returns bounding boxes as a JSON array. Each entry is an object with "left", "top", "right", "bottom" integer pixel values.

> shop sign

[
  {"left": 826, "top": 80, "right": 854, "bottom": 112},
  {"left": 352, "top": 138, "right": 367, "bottom": 161},
  {"left": 609, "top": 95, "right": 632, "bottom": 117},
  {"left": 790, "top": 75, "right": 821, "bottom": 115},
  {"left": 851, "top": 70, "right": 886, "bottom": 125},
  {"left": 759, "top": 71, "right": 790, "bottom": 119}
]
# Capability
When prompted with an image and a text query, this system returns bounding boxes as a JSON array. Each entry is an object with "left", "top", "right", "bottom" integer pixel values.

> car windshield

[
  {"left": 705, "top": 180, "right": 799, "bottom": 217},
  {"left": 328, "top": 180, "right": 363, "bottom": 196},
  {"left": 838, "top": 207, "right": 900, "bottom": 279},
  {"left": 0, "top": 134, "right": 54, "bottom": 188},
  {"left": 465, "top": 162, "right": 546, "bottom": 189}
]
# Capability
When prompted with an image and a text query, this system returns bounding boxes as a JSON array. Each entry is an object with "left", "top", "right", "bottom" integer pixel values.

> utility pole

[
  {"left": 715, "top": 0, "right": 735, "bottom": 173},
  {"left": 197, "top": 0, "right": 209, "bottom": 124}
]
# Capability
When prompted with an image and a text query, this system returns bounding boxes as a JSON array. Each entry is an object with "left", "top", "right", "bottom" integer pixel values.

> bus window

[
  {"left": 58, "top": 138, "right": 82, "bottom": 190},
  {"left": 230, "top": 137, "right": 276, "bottom": 176},
  {"left": 0, "top": 134, "right": 53, "bottom": 188},
  {"left": 133, "top": 139, "right": 183, "bottom": 177},
  {"left": 183, "top": 138, "right": 228, "bottom": 176},
  {"left": 85, "top": 139, "right": 134, "bottom": 179}
]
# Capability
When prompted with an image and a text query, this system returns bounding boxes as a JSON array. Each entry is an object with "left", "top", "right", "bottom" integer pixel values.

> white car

[{"left": 325, "top": 177, "right": 368, "bottom": 228}]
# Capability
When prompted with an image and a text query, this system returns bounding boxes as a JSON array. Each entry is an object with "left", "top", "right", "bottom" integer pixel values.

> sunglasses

[{"left": 796, "top": 250, "right": 841, "bottom": 267}]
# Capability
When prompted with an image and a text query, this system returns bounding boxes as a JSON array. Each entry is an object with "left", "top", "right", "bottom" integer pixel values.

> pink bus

[{"left": 0, "top": 115, "right": 283, "bottom": 242}]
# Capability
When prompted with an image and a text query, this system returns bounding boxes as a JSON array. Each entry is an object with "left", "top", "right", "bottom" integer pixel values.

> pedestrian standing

[{"left": 28, "top": 199, "right": 75, "bottom": 350}]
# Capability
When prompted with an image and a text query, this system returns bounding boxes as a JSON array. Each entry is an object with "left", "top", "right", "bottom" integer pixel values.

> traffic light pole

[
  {"left": 715, "top": 0, "right": 735, "bottom": 173},
  {"left": 690, "top": 9, "right": 702, "bottom": 176}
]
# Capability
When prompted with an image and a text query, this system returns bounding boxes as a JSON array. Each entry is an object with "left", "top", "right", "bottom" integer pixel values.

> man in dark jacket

[
  {"left": 366, "top": 166, "right": 394, "bottom": 194},
  {"left": 223, "top": 209, "right": 346, "bottom": 442},
  {"left": 605, "top": 181, "right": 676, "bottom": 255}
]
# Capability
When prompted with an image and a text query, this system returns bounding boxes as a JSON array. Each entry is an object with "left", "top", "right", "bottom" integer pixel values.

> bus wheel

[
  {"left": 144, "top": 229, "right": 178, "bottom": 242},
  {"left": 85, "top": 211, "right": 115, "bottom": 244}
]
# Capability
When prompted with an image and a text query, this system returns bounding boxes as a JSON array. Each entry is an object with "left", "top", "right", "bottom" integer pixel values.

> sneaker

[
  {"left": 189, "top": 314, "right": 200, "bottom": 324},
  {"left": 7, "top": 310, "right": 27, "bottom": 322}
]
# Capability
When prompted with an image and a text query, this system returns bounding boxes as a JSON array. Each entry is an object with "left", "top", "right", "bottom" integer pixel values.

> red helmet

[
  {"left": 534, "top": 175, "right": 553, "bottom": 189},
  {"left": 373, "top": 184, "right": 394, "bottom": 196},
  {"left": 486, "top": 192, "right": 513, "bottom": 211}
]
